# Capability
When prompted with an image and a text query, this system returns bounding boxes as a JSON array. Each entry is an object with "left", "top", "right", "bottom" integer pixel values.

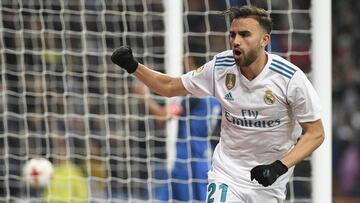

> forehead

[{"left": 230, "top": 17, "right": 260, "bottom": 32}]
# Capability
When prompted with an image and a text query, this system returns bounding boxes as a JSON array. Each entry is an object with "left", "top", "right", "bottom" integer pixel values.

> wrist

[
  {"left": 279, "top": 158, "right": 293, "bottom": 169},
  {"left": 274, "top": 160, "right": 288, "bottom": 174},
  {"left": 126, "top": 60, "right": 139, "bottom": 73}
]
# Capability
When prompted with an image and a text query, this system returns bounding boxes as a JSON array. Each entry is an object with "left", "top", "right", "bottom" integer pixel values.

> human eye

[
  {"left": 229, "top": 32, "right": 235, "bottom": 39},
  {"left": 240, "top": 31, "right": 250, "bottom": 37}
]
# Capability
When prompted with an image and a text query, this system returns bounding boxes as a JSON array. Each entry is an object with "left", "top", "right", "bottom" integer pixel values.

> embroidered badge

[
  {"left": 264, "top": 89, "right": 276, "bottom": 105},
  {"left": 196, "top": 66, "right": 204, "bottom": 73},
  {"left": 225, "top": 73, "right": 236, "bottom": 90},
  {"left": 192, "top": 66, "right": 204, "bottom": 76}
]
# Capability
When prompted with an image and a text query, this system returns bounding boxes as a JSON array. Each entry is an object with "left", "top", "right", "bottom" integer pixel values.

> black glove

[
  {"left": 111, "top": 46, "right": 139, "bottom": 73},
  {"left": 250, "top": 160, "right": 288, "bottom": 187}
]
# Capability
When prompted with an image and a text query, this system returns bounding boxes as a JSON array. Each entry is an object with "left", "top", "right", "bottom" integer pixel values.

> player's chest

[{"left": 215, "top": 73, "right": 288, "bottom": 117}]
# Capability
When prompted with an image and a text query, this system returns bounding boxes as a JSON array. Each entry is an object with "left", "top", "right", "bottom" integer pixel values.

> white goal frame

[
  {"left": 311, "top": 0, "right": 332, "bottom": 202},
  {"left": 163, "top": 0, "right": 183, "bottom": 171}
]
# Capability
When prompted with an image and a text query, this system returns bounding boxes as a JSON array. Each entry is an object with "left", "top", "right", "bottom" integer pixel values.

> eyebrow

[{"left": 229, "top": 30, "right": 251, "bottom": 35}]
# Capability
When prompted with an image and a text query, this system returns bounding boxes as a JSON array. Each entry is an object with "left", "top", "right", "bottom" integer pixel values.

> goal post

[
  {"left": 311, "top": 0, "right": 332, "bottom": 202},
  {"left": 163, "top": 0, "right": 183, "bottom": 172}
]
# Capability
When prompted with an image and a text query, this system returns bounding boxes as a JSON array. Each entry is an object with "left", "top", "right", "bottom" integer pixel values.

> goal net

[{"left": 0, "top": 0, "right": 327, "bottom": 202}]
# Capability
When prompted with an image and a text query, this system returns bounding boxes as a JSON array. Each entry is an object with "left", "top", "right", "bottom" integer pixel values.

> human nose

[{"left": 233, "top": 34, "right": 241, "bottom": 47}]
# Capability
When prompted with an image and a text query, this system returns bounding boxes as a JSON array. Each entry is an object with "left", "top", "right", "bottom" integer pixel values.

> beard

[{"left": 235, "top": 45, "right": 261, "bottom": 67}]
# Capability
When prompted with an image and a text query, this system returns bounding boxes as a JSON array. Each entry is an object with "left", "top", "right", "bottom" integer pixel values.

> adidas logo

[{"left": 224, "top": 92, "right": 234, "bottom": 101}]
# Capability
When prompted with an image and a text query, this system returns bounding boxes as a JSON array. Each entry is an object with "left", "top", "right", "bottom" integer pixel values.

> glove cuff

[
  {"left": 125, "top": 60, "right": 139, "bottom": 74},
  {"left": 273, "top": 160, "right": 288, "bottom": 175}
]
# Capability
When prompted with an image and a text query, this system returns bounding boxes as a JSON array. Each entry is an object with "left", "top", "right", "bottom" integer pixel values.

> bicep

[
  {"left": 299, "top": 119, "right": 324, "bottom": 140},
  {"left": 134, "top": 64, "right": 189, "bottom": 97},
  {"left": 280, "top": 119, "right": 325, "bottom": 168},
  {"left": 168, "top": 77, "right": 189, "bottom": 96}
]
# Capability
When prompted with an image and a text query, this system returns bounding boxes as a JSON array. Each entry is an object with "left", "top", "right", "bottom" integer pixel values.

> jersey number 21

[{"left": 207, "top": 183, "right": 228, "bottom": 203}]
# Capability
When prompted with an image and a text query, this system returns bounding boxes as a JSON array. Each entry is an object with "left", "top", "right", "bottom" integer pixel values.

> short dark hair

[{"left": 224, "top": 5, "right": 273, "bottom": 34}]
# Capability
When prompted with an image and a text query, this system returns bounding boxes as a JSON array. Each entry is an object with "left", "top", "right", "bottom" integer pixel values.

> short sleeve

[
  {"left": 287, "top": 71, "right": 322, "bottom": 123},
  {"left": 181, "top": 58, "right": 215, "bottom": 97}
]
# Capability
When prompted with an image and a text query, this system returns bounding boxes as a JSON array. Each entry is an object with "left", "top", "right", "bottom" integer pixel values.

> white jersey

[{"left": 181, "top": 50, "right": 322, "bottom": 189}]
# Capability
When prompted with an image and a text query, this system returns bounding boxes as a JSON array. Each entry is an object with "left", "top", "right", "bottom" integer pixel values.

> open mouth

[
  {"left": 233, "top": 49, "right": 242, "bottom": 61},
  {"left": 234, "top": 49, "right": 242, "bottom": 56}
]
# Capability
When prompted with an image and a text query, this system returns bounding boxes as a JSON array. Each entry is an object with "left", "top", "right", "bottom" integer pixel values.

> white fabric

[
  {"left": 181, "top": 50, "right": 322, "bottom": 191},
  {"left": 206, "top": 177, "right": 286, "bottom": 203}
]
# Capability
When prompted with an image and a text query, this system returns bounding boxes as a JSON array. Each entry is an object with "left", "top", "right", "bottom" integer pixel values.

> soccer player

[
  {"left": 43, "top": 139, "right": 88, "bottom": 202},
  {"left": 154, "top": 56, "right": 221, "bottom": 202},
  {"left": 172, "top": 96, "right": 220, "bottom": 201},
  {"left": 111, "top": 5, "right": 325, "bottom": 203},
  {"left": 155, "top": 95, "right": 221, "bottom": 202}
]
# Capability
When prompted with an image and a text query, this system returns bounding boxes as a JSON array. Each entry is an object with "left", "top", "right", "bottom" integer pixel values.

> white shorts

[{"left": 206, "top": 171, "right": 286, "bottom": 203}]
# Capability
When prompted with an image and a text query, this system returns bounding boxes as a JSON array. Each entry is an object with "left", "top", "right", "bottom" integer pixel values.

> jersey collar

[{"left": 239, "top": 52, "right": 272, "bottom": 87}]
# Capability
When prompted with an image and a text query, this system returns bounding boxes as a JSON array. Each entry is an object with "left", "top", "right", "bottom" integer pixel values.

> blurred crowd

[
  {"left": 0, "top": 0, "right": 358, "bottom": 202},
  {"left": 332, "top": 0, "right": 360, "bottom": 199}
]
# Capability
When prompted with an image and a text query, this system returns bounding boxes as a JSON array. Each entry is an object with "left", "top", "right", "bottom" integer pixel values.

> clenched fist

[
  {"left": 111, "top": 46, "right": 139, "bottom": 73},
  {"left": 250, "top": 160, "right": 288, "bottom": 187}
]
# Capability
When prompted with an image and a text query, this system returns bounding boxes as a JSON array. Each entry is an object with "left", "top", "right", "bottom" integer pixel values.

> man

[
  {"left": 43, "top": 139, "right": 88, "bottom": 203},
  {"left": 153, "top": 57, "right": 221, "bottom": 202},
  {"left": 155, "top": 95, "right": 221, "bottom": 202},
  {"left": 111, "top": 5, "right": 324, "bottom": 203}
]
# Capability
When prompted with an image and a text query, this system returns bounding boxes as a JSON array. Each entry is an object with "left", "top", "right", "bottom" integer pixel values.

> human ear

[{"left": 261, "top": 33, "right": 270, "bottom": 48}]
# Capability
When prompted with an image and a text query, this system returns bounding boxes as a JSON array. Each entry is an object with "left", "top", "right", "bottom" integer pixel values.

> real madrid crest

[
  {"left": 264, "top": 89, "right": 276, "bottom": 105},
  {"left": 225, "top": 73, "right": 236, "bottom": 90}
]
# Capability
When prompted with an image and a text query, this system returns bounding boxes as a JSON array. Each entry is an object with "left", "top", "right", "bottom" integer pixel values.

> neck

[{"left": 240, "top": 51, "right": 267, "bottom": 80}]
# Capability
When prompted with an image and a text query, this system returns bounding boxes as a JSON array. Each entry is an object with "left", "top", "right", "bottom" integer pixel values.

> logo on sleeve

[
  {"left": 196, "top": 66, "right": 204, "bottom": 73},
  {"left": 191, "top": 66, "right": 205, "bottom": 76},
  {"left": 225, "top": 73, "right": 236, "bottom": 90},
  {"left": 264, "top": 89, "right": 276, "bottom": 105}
]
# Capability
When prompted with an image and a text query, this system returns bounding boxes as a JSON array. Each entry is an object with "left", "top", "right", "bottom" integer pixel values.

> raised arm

[
  {"left": 111, "top": 46, "right": 188, "bottom": 97},
  {"left": 134, "top": 64, "right": 188, "bottom": 97}
]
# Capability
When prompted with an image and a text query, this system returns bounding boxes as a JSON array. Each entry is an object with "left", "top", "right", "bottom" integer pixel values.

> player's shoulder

[
  {"left": 214, "top": 50, "right": 233, "bottom": 58},
  {"left": 268, "top": 53, "right": 301, "bottom": 80},
  {"left": 213, "top": 50, "right": 235, "bottom": 68}
]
